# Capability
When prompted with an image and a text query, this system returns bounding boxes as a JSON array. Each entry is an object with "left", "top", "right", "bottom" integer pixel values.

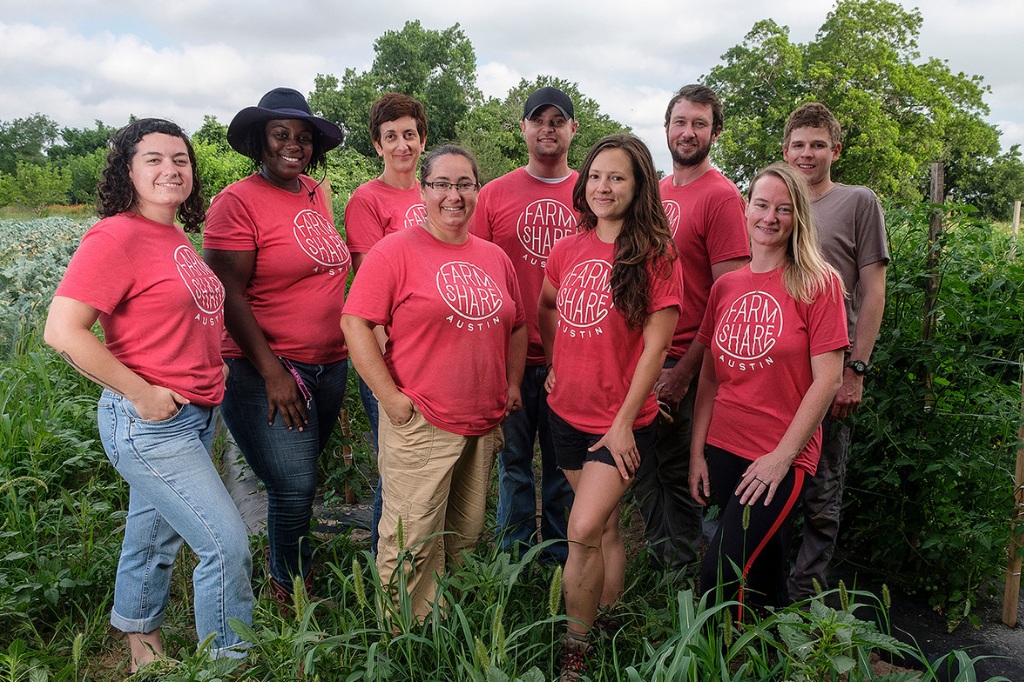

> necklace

[{"left": 749, "top": 264, "right": 783, "bottom": 294}]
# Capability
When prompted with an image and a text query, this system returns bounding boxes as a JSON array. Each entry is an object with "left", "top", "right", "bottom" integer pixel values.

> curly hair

[
  {"left": 572, "top": 134, "right": 677, "bottom": 329},
  {"left": 97, "top": 118, "right": 205, "bottom": 232},
  {"left": 370, "top": 93, "right": 428, "bottom": 145},
  {"left": 233, "top": 118, "right": 330, "bottom": 175}
]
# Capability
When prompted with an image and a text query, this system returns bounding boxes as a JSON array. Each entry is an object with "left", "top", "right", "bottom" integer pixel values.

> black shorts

[{"left": 548, "top": 409, "right": 657, "bottom": 471}]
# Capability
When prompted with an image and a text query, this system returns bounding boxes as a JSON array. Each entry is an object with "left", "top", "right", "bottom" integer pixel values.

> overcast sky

[{"left": 1, "top": 0, "right": 1020, "bottom": 175}]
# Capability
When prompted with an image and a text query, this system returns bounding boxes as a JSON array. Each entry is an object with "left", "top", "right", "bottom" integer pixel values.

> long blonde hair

[{"left": 749, "top": 163, "right": 845, "bottom": 304}]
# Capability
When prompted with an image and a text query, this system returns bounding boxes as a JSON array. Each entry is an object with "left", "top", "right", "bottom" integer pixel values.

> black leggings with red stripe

[{"left": 700, "top": 444, "right": 806, "bottom": 618}]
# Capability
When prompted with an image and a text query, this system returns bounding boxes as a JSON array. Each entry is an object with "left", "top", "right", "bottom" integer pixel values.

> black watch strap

[{"left": 846, "top": 360, "right": 869, "bottom": 376}]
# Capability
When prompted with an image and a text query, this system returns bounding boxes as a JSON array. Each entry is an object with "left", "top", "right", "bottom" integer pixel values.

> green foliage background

[{"left": 2, "top": 209, "right": 1016, "bottom": 680}]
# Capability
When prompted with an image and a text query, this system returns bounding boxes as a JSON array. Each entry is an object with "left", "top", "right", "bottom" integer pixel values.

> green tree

[
  {"left": 0, "top": 114, "right": 59, "bottom": 175},
  {"left": 457, "top": 76, "right": 629, "bottom": 183},
  {"left": 704, "top": 0, "right": 998, "bottom": 202},
  {"left": 47, "top": 120, "right": 117, "bottom": 163},
  {"left": 701, "top": 19, "right": 805, "bottom": 190},
  {"left": 310, "top": 21, "right": 481, "bottom": 157},
  {"left": 193, "top": 115, "right": 233, "bottom": 153},
  {"left": 7, "top": 160, "right": 70, "bottom": 214},
  {"left": 954, "top": 144, "right": 1024, "bottom": 220},
  {"left": 193, "top": 139, "right": 251, "bottom": 201},
  {"left": 63, "top": 148, "right": 106, "bottom": 206}
]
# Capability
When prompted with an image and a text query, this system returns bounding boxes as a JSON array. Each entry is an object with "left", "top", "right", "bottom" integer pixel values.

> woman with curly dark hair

[
  {"left": 538, "top": 133, "right": 683, "bottom": 680},
  {"left": 45, "top": 118, "right": 253, "bottom": 670}
]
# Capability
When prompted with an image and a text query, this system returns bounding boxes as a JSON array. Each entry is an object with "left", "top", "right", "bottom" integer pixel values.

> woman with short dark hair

[
  {"left": 342, "top": 144, "right": 527, "bottom": 620},
  {"left": 203, "top": 88, "right": 349, "bottom": 606}
]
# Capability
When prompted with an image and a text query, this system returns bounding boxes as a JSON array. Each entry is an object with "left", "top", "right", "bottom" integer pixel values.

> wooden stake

[
  {"left": 1011, "top": 201, "right": 1021, "bottom": 260},
  {"left": 923, "top": 163, "right": 943, "bottom": 411},
  {"left": 1003, "top": 359, "right": 1024, "bottom": 628}
]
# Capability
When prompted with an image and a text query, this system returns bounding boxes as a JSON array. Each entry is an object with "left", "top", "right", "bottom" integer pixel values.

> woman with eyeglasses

[
  {"left": 342, "top": 144, "right": 527, "bottom": 619},
  {"left": 202, "top": 88, "right": 349, "bottom": 608}
]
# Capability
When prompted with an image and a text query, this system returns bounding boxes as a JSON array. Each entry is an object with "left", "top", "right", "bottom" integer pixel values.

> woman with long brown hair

[{"left": 539, "top": 133, "right": 683, "bottom": 680}]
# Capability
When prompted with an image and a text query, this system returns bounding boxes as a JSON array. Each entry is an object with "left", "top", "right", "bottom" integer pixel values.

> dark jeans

[
  {"left": 221, "top": 356, "right": 346, "bottom": 590},
  {"left": 356, "top": 372, "right": 385, "bottom": 556},
  {"left": 494, "top": 366, "right": 574, "bottom": 564},
  {"left": 633, "top": 362, "right": 704, "bottom": 573},
  {"left": 788, "top": 414, "right": 851, "bottom": 599}
]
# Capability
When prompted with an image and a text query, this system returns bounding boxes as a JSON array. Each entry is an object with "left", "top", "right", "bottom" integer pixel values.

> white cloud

[{"left": 0, "top": 0, "right": 1020, "bottom": 172}]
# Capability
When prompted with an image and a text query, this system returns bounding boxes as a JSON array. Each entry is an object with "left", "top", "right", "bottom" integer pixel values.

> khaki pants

[{"left": 376, "top": 407, "right": 503, "bottom": 618}]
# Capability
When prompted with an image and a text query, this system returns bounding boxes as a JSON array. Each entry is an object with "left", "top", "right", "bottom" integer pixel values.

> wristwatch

[{"left": 846, "top": 360, "right": 870, "bottom": 376}]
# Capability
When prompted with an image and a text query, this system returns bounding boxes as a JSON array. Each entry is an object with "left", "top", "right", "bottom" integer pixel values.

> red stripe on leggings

[{"left": 737, "top": 468, "right": 805, "bottom": 622}]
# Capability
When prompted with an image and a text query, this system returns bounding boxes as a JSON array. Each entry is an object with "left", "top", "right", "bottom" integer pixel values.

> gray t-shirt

[{"left": 812, "top": 183, "right": 889, "bottom": 341}]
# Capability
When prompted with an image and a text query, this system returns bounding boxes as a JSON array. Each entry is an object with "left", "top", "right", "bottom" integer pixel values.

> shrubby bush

[
  {"left": 844, "top": 202, "right": 1024, "bottom": 622},
  {"left": 0, "top": 217, "right": 89, "bottom": 354}
]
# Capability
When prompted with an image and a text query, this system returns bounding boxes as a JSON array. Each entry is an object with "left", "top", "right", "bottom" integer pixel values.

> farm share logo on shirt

[
  {"left": 516, "top": 198, "right": 576, "bottom": 267},
  {"left": 175, "top": 245, "right": 224, "bottom": 327},
  {"left": 404, "top": 203, "right": 427, "bottom": 230},
  {"left": 715, "top": 290, "right": 783, "bottom": 372},
  {"left": 293, "top": 208, "right": 351, "bottom": 275},
  {"left": 661, "top": 200, "right": 682, "bottom": 239},
  {"left": 556, "top": 258, "right": 612, "bottom": 339},
  {"left": 436, "top": 260, "right": 504, "bottom": 331}
]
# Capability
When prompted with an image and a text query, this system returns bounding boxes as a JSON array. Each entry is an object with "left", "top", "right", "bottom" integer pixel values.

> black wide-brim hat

[{"left": 227, "top": 87, "right": 343, "bottom": 154}]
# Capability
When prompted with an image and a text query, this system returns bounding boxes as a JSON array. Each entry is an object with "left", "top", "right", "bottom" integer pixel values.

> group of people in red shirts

[{"left": 45, "top": 81, "right": 887, "bottom": 679}]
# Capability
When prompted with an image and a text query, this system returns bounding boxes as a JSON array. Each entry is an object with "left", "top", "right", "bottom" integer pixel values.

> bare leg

[
  {"left": 562, "top": 463, "right": 631, "bottom": 635},
  {"left": 599, "top": 504, "right": 625, "bottom": 607},
  {"left": 127, "top": 629, "right": 163, "bottom": 672}
]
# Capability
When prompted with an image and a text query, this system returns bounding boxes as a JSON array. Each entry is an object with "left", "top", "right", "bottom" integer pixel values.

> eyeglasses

[{"left": 424, "top": 181, "right": 479, "bottom": 195}]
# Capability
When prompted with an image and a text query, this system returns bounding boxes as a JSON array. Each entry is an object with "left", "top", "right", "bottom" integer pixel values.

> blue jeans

[
  {"left": 98, "top": 392, "right": 253, "bottom": 658},
  {"left": 221, "top": 357, "right": 346, "bottom": 590},
  {"left": 356, "top": 373, "right": 384, "bottom": 556},
  {"left": 495, "top": 365, "right": 574, "bottom": 563}
]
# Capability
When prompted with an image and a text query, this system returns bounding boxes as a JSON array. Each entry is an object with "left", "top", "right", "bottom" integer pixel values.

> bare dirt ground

[{"left": 834, "top": 562, "right": 1024, "bottom": 682}]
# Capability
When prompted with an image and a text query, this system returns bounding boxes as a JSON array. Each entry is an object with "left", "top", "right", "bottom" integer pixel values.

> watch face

[{"left": 848, "top": 360, "right": 868, "bottom": 375}]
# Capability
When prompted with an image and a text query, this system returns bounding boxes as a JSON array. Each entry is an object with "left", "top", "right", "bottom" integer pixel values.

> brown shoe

[{"left": 558, "top": 630, "right": 592, "bottom": 681}]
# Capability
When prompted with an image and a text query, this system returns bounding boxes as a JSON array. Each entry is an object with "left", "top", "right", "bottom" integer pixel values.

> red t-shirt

[
  {"left": 343, "top": 226, "right": 526, "bottom": 436},
  {"left": 545, "top": 230, "right": 684, "bottom": 433},
  {"left": 471, "top": 167, "right": 579, "bottom": 365},
  {"left": 203, "top": 174, "right": 349, "bottom": 363},
  {"left": 55, "top": 213, "right": 226, "bottom": 406},
  {"left": 697, "top": 266, "right": 849, "bottom": 474},
  {"left": 343, "top": 178, "right": 426, "bottom": 255},
  {"left": 659, "top": 170, "right": 749, "bottom": 357}
]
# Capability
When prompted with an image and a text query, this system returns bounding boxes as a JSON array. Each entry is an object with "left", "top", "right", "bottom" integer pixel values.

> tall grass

[{"left": 0, "top": 216, "right": 1011, "bottom": 681}]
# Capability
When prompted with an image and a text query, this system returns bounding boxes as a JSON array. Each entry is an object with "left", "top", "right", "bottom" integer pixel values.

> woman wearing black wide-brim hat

[{"left": 203, "top": 88, "right": 350, "bottom": 608}]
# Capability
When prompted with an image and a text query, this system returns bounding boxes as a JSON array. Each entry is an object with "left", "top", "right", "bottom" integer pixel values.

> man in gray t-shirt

[{"left": 782, "top": 102, "right": 890, "bottom": 600}]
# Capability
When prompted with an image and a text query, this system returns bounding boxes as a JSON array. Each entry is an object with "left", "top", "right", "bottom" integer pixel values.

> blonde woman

[{"left": 689, "top": 163, "right": 848, "bottom": 616}]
